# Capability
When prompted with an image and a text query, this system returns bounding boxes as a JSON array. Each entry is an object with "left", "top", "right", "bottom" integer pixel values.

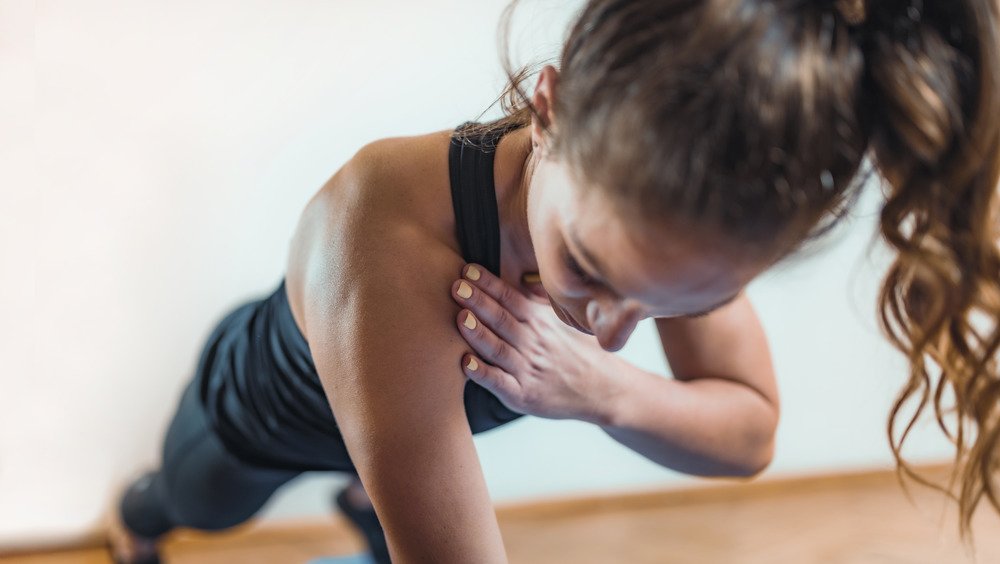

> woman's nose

[{"left": 586, "top": 299, "right": 643, "bottom": 352}]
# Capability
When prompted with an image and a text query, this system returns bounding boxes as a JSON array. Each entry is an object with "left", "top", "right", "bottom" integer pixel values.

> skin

[{"left": 111, "top": 64, "right": 780, "bottom": 562}]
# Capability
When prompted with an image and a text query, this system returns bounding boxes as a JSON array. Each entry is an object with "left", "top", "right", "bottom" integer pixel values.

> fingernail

[
  {"left": 457, "top": 280, "right": 473, "bottom": 299},
  {"left": 465, "top": 265, "right": 481, "bottom": 281},
  {"left": 465, "top": 357, "right": 478, "bottom": 371},
  {"left": 463, "top": 311, "right": 477, "bottom": 330}
]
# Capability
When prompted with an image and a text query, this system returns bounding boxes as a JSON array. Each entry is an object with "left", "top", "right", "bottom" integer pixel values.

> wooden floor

[{"left": 3, "top": 465, "right": 1000, "bottom": 564}]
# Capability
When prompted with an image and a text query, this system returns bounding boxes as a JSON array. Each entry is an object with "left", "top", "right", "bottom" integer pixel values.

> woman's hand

[{"left": 450, "top": 263, "right": 619, "bottom": 423}]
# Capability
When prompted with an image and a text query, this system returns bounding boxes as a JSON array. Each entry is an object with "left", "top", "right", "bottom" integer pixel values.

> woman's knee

[
  {"left": 162, "top": 439, "right": 298, "bottom": 531},
  {"left": 167, "top": 494, "right": 260, "bottom": 531}
]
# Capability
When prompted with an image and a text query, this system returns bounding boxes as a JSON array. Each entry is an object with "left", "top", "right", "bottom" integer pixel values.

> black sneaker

[
  {"left": 333, "top": 486, "right": 391, "bottom": 564},
  {"left": 105, "top": 533, "right": 162, "bottom": 564}
]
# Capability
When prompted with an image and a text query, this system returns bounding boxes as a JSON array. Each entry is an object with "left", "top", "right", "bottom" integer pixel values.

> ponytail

[{"left": 861, "top": 0, "right": 1000, "bottom": 541}]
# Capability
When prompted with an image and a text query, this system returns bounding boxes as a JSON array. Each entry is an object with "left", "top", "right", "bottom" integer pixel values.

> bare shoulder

[
  {"left": 285, "top": 127, "right": 461, "bottom": 339},
  {"left": 336, "top": 129, "right": 457, "bottom": 236}
]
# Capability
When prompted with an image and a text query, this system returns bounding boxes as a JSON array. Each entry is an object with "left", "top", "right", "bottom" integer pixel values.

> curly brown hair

[{"left": 465, "top": 0, "right": 1000, "bottom": 542}]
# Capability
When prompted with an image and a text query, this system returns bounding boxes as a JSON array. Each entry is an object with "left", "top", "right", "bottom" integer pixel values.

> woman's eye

[{"left": 564, "top": 250, "right": 598, "bottom": 286}]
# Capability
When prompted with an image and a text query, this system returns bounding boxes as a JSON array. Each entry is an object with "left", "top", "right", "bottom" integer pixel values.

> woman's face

[{"left": 525, "top": 155, "right": 768, "bottom": 352}]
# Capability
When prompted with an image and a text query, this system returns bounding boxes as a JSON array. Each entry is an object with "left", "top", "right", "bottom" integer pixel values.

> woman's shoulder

[
  {"left": 285, "top": 127, "right": 465, "bottom": 337},
  {"left": 325, "top": 127, "right": 459, "bottom": 241}
]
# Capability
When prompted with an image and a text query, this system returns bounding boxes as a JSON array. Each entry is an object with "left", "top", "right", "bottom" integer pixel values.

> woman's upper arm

[
  {"left": 302, "top": 221, "right": 507, "bottom": 564},
  {"left": 654, "top": 294, "right": 779, "bottom": 410}
]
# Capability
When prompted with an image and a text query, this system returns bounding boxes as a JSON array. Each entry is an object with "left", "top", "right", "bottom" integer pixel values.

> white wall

[{"left": 0, "top": 0, "right": 955, "bottom": 549}]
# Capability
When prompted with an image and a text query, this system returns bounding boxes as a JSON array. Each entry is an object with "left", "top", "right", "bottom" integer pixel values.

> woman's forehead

[{"left": 563, "top": 198, "right": 750, "bottom": 310}]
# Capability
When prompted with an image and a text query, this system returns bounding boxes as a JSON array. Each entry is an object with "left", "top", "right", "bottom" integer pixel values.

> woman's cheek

[{"left": 552, "top": 271, "right": 587, "bottom": 300}]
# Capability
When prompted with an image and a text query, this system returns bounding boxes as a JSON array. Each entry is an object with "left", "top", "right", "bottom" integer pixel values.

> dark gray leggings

[{"left": 119, "top": 376, "right": 306, "bottom": 538}]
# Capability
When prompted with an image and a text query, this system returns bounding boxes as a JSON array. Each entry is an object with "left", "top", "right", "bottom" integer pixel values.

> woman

[{"left": 109, "top": 0, "right": 1000, "bottom": 562}]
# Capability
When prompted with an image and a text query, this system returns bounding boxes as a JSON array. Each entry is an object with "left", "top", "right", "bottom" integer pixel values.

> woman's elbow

[
  {"left": 739, "top": 438, "right": 776, "bottom": 478},
  {"left": 738, "top": 406, "right": 779, "bottom": 478}
]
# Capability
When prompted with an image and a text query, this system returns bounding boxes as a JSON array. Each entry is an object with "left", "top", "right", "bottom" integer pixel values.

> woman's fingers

[
  {"left": 451, "top": 274, "right": 526, "bottom": 349},
  {"left": 454, "top": 308, "right": 522, "bottom": 376},
  {"left": 460, "top": 352, "right": 524, "bottom": 413},
  {"left": 459, "top": 264, "right": 534, "bottom": 321},
  {"left": 449, "top": 262, "right": 541, "bottom": 383}
]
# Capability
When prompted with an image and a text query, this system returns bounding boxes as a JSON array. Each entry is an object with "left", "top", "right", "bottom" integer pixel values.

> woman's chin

[{"left": 551, "top": 300, "right": 592, "bottom": 335}]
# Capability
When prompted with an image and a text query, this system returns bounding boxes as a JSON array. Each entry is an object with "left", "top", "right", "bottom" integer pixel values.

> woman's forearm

[{"left": 588, "top": 355, "right": 778, "bottom": 478}]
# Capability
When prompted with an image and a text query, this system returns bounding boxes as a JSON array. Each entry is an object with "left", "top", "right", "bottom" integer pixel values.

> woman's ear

[{"left": 530, "top": 65, "right": 559, "bottom": 155}]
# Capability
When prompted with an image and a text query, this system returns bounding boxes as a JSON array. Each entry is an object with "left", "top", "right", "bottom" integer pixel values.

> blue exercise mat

[{"left": 307, "top": 553, "right": 376, "bottom": 564}]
